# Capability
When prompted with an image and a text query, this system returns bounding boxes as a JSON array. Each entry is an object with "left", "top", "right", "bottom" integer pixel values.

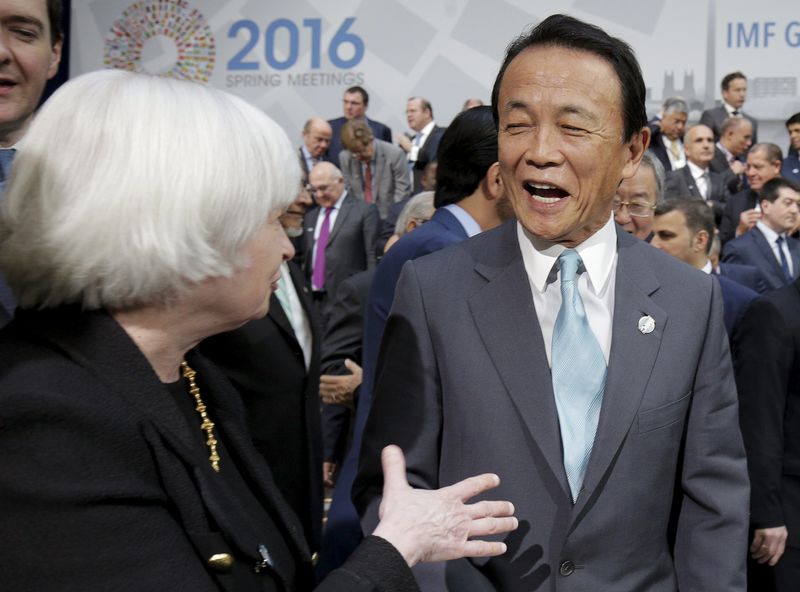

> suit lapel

[
  {"left": 751, "top": 227, "right": 787, "bottom": 281},
  {"left": 467, "top": 224, "right": 569, "bottom": 497},
  {"left": 572, "top": 232, "right": 667, "bottom": 519},
  {"left": 327, "top": 194, "right": 352, "bottom": 245},
  {"left": 681, "top": 166, "right": 699, "bottom": 197}
]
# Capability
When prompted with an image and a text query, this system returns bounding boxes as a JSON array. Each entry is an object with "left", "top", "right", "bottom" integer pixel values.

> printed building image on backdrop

[{"left": 71, "top": 0, "right": 800, "bottom": 145}]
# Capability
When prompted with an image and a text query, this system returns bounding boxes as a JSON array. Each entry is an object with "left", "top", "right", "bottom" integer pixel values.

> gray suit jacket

[
  {"left": 303, "top": 194, "right": 379, "bottom": 318},
  {"left": 339, "top": 140, "right": 411, "bottom": 219},
  {"left": 700, "top": 106, "right": 758, "bottom": 144},
  {"left": 355, "top": 221, "right": 749, "bottom": 591}
]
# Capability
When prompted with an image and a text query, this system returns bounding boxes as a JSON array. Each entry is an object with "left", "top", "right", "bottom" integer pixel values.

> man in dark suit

[
  {"left": 320, "top": 106, "right": 508, "bottom": 578},
  {"left": 700, "top": 71, "right": 758, "bottom": 144},
  {"left": 199, "top": 185, "right": 325, "bottom": 553},
  {"left": 710, "top": 116, "right": 753, "bottom": 193},
  {"left": 304, "top": 162, "right": 379, "bottom": 322},
  {"left": 733, "top": 278, "right": 800, "bottom": 591},
  {"left": 651, "top": 199, "right": 757, "bottom": 339},
  {"left": 298, "top": 117, "right": 332, "bottom": 177},
  {"left": 339, "top": 119, "right": 411, "bottom": 219},
  {"left": 781, "top": 112, "right": 800, "bottom": 183},
  {"left": 719, "top": 142, "right": 783, "bottom": 244},
  {"left": 664, "top": 124, "right": 730, "bottom": 224},
  {"left": 723, "top": 177, "right": 800, "bottom": 291},
  {"left": 0, "top": 0, "right": 64, "bottom": 322},
  {"left": 648, "top": 96, "right": 688, "bottom": 172},
  {"left": 397, "top": 97, "right": 447, "bottom": 193},
  {"left": 355, "top": 15, "right": 748, "bottom": 591},
  {"left": 326, "top": 86, "right": 392, "bottom": 169}
]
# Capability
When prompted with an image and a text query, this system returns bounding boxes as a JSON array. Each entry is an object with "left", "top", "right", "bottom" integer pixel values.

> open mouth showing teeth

[{"left": 525, "top": 182, "right": 569, "bottom": 203}]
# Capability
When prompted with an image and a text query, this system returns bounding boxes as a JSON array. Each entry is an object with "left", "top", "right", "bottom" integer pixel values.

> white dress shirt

[
  {"left": 517, "top": 215, "right": 618, "bottom": 366},
  {"left": 687, "top": 161, "right": 710, "bottom": 200},
  {"left": 409, "top": 120, "right": 436, "bottom": 164},
  {"left": 277, "top": 262, "right": 313, "bottom": 370},
  {"left": 757, "top": 220, "right": 794, "bottom": 277},
  {"left": 662, "top": 134, "right": 686, "bottom": 169}
]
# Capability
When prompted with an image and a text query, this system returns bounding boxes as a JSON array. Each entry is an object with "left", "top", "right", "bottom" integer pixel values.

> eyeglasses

[{"left": 612, "top": 199, "right": 656, "bottom": 217}]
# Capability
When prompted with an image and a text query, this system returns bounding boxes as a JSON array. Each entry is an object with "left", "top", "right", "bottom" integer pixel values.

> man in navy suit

[
  {"left": 652, "top": 199, "right": 757, "bottom": 340},
  {"left": 723, "top": 177, "right": 800, "bottom": 291},
  {"left": 318, "top": 105, "right": 510, "bottom": 577},
  {"left": 397, "top": 97, "right": 447, "bottom": 193},
  {"left": 326, "top": 86, "right": 392, "bottom": 169},
  {"left": 782, "top": 112, "right": 800, "bottom": 183},
  {"left": 719, "top": 142, "right": 783, "bottom": 244}
]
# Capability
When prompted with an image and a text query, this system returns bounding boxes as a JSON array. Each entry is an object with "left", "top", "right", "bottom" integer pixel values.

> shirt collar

[
  {"left": 687, "top": 160, "right": 708, "bottom": 178},
  {"left": 701, "top": 260, "right": 713, "bottom": 274},
  {"left": 442, "top": 203, "right": 481, "bottom": 237},
  {"left": 328, "top": 190, "right": 347, "bottom": 211},
  {"left": 301, "top": 144, "right": 312, "bottom": 160},
  {"left": 756, "top": 219, "right": 784, "bottom": 242},
  {"left": 716, "top": 141, "right": 734, "bottom": 161},
  {"left": 517, "top": 214, "right": 618, "bottom": 294},
  {"left": 724, "top": 102, "right": 739, "bottom": 116},
  {"left": 418, "top": 120, "right": 436, "bottom": 138}
]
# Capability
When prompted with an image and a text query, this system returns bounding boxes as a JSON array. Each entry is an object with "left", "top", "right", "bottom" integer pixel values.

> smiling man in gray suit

[{"left": 355, "top": 14, "right": 749, "bottom": 592}]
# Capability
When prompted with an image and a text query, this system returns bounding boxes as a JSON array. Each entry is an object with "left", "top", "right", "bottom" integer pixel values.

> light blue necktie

[{"left": 551, "top": 249, "right": 607, "bottom": 502}]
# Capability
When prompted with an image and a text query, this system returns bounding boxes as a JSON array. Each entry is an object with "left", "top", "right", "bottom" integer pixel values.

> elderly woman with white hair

[{"left": 0, "top": 71, "right": 516, "bottom": 591}]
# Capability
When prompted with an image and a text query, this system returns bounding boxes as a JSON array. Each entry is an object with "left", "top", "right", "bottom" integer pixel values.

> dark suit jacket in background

[
  {"left": 648, "top": 128, "right": 679, "bottom": 172},
  {"left": 355, "top": 222, "right": 749, "bottom": 591},
  {"left": 200, "top": 261, "right": 324, "bottom": 551},
  {"left": 709, "top": 147, "right": 745, "bottom": 194},
  {"left": 722, "top": 226, "right": 800, "bottom": 292},
  {"left": 664, "top": 165, "right": 730, "bottom": 224},
  {"left": 298, "top": 146, "right": 333, "bottom": 178},
  {"left": 782, "top": 149, "right": 800, "bottom": 183},
  {"left": 719, "top": 188, "right": 759, "bottom": 245},
  {"left": 326, "top": 117, "right": 392, "bottom": 169},
  {"left": 303, "top": 194, "right": 379, "bottom": 320},
  {"left": 700, "top": 106, "right": 758, "bottom": 144},
  {"left": 734, "top": 280, "right": 800, "bottom": 547},
  {"left": 719, "top": 261, "right": 769, "bottom": 294},
  {"left": 320, "top": 207, "right": 470, "bottom": 577},
  {"left": 339, "top": 140, "right": 411, "bottom": 219},
  {"left": 411, "top": 125, "right": 446, "bottom": 193},
  {"left": 717, "top": 274, "right": 757, "bottom": 341},
  {"left": 0, "top": 307, "right": 414, "bottom": 592}
]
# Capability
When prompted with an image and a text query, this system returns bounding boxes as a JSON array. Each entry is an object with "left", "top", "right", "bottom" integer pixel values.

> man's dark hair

[
  {"left": 47, "top": 0, "right": 63, "bottom": 45},
  {"left": 434, "top": 105, "right": 497, "bottom": 208},
  {"left": 491, "top": 14, "right": 646, "bottom": 141},
  {"left": 751, "top": 142, "right": 783, "bottom": 166},
  {"left": 655, "top": 199, "right": 715, "bottom": 254},
  {"left": 786, "top": 112, "right": 800, "bottom": 128},
  {"left": 345, "top": 86, "right": 369, "bottom": 106},
  {"left": 720, "top": 71, "right": 746, "bottom": 92},
  {"left": 760, "top": 177, "right": 800, "bottom": 205}
]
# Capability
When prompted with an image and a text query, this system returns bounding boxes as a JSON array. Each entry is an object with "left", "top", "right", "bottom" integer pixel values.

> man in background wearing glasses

[{"left": 613, "top": 150, "right": 665, "bottom": 242}]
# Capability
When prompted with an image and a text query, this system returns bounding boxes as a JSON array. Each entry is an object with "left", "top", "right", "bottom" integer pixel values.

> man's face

[
  {"left": 722, "top": 77, "right": 747, "bottom": 109},
  {"left": 761, "top": 187, "right": 800, "bottom": 234},
  {"left": 651, "top": 210, "right": 699, "bottom": 266},
  {"left": 303, "top": 121, "right": 332, "bottom": 158},
  {"left": 724, "top": 120, "right": 753, "bottom": 155},
  {"left": 613, "top": 165, "right": 658, "bottom": 240},
  {"left": 349, "top": 139, "right": 374, "bottom": 163},
  {"left": 308, "top": 168, "right": 345, "bottom": 208},
  {"left": 684, "top": 125, "right": 715, "bottom": 168},
  {"left": 0, "top": 0, "right": 62, "bottom": 145},
  {"left": 406, "top": 98, "right": 431, "bottom": 132},
  {"left": 342, "top": 91, "right": 366, "bottom": 119},
  {"left": 660, "top": 110, "right": 687, "bottom": 141},
  {"left": 788, "top": 122, "right": 800, "bottom": 152},
  {"left": 746, "top": 149, "right": 781, "bottom": 192},
  {"left": 497, "top": 45, "right": 647, "bottom": 247},
  {"left": 279, "top": 184, "right": 314, "bottom": 238}
]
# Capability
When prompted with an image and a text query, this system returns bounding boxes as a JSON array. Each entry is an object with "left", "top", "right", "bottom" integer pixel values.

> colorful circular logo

[{"left": 104, "top": 0, "right": 216, "bottom": 83}]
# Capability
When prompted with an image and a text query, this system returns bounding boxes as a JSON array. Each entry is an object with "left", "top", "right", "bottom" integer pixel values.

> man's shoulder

[{"left": 375, "top": 139, "right": 405, "bottom": 159}]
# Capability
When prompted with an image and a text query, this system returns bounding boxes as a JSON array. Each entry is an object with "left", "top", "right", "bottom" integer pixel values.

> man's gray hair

[
  {"left": 639, "top": 150, "right": 666, "bottom": 206},
  {"left": 395, "top": 192, "right": 435, "bottom": 236},
  {"left": 0, "top": 70, "right": 300, "bottom": 310},
  {"left": 662, "top": 96, "right": 689, "bottom": 116}
]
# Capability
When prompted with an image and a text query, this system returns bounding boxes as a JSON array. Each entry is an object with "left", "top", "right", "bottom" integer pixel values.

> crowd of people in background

[{"left": 1, "top": 2, "right": 800, "bottom": 591}]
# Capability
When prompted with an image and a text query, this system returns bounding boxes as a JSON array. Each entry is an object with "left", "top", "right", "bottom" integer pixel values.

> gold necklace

[{"left": 181, "top": 361, "right": 221, "bottom": 472}]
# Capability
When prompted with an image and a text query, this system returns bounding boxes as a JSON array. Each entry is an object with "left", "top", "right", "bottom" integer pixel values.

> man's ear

[
  {"left": 695, "top": 230, "right": 710, "bottom": 253},
  {"left": 622, "top": 127, "right": 650, "bottom": 181},
  {"left": 482, "top": 162, "right": 504, "bottom": 200}
]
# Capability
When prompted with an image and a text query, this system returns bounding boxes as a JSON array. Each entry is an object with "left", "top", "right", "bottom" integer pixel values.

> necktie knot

[
  {"left": 558, "top": 249, "right": 582, "bottom": 283},
  {"left": 732, "top": 110, "right": 740, "bottom": 117}
]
